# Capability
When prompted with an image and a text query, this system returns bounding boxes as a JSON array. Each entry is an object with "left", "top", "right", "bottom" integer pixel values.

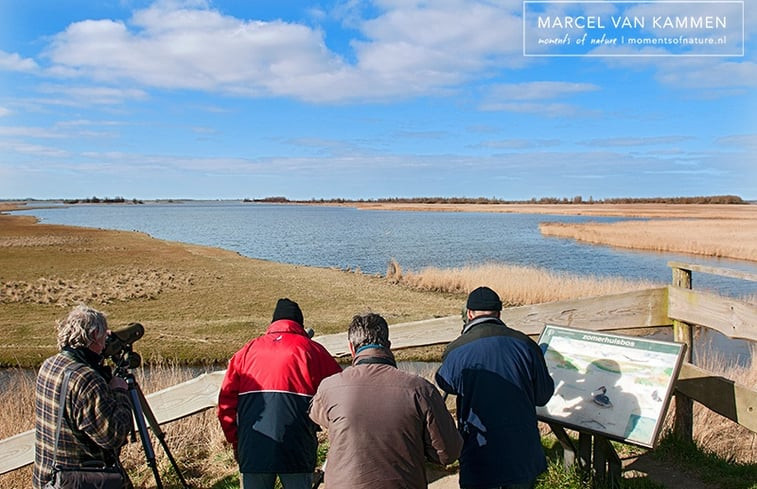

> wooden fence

[{"left": 1, "top": 261, "right": 755, "bottom": 475}]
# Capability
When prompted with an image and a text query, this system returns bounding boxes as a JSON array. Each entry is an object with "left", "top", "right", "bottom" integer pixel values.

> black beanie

[
  {"left": 272, "top": 298, "right": 304, "bottom": 325},
  {"left": 466, "top": 286, "right": 502, "bottom": 311}
]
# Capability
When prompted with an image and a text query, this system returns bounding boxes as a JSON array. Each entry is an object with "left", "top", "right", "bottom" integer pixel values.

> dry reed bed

[
  {"left": 387, "top": 259, "right": 660, "bottom": 305},
  {"left": 686, "top": 347, "right": 757, "bottom": 463},
  {"left": 540, "top": 220, "right": 757, "bottom": 262}
]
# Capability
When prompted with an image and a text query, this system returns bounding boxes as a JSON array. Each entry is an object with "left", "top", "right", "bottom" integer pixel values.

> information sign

[{"left": 536, "top": 325, "right": 686, "bottom": 447}]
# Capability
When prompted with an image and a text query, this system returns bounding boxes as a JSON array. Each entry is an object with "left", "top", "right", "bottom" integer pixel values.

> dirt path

[
  {"left": 422, "top": 454, "right": 722, "bottom": 489},
  {"left": 623, "top": 453, "right": 718, "bottom": 489}
]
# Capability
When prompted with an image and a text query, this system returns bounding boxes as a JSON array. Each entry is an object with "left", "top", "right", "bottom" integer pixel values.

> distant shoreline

[
  {"left": 5, "top": 198, "right": 755, "bottom": 220},
  {"left": 325, "top": 201, "right": 757, "bottom": 219}
]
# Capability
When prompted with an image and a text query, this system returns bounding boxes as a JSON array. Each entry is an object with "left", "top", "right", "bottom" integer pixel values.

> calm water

[
  {"left": 12, "top": 201, "right": 757, "bottom": 365},
  {"left": 14, "top": 201, "right": 757, "bottom": 294}
]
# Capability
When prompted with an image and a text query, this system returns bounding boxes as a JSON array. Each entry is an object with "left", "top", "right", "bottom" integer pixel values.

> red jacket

[{"left": 217, "top": 319, "right": 341, "bottom": 473}]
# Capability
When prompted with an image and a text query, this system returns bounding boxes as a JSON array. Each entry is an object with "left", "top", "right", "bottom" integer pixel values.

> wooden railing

[
  {"left": 666, "top": 261, "right": 757, "bottom": 438},
  {"left": 1, "top": 261, "right": 755, "bottom": 475}
]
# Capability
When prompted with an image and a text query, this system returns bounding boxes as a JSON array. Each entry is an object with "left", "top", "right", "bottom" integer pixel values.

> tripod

[{"left": 118, "top": 365, "right": 191, "bottom": 489}]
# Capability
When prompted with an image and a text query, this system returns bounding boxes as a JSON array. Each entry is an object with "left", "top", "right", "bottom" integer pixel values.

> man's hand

[{"left": 109, "top": 376, "right": 128, "bottom": 391}]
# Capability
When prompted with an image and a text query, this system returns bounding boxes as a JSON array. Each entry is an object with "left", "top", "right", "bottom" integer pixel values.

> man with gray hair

[
  {"left": 309, "top": 312, "right": 462, "bottom": 489},
  {"left": 33, "top": 304, "right": 133, "bottom": 489}
]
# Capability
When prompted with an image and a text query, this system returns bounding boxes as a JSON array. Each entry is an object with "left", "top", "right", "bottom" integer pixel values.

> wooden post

[
  {"left": 671, "top": 265, "right": 694, "bottom": 441},
  {"left": 576, "top": 433, "right": 621, "bottom": 488},
  {"left": 548, "top": 423, "right": 577, "bottom": 469},
  {"left": 546, "top": 425, "right": 623, "bottom": 486},
  {"left": 592, "top": 436, "right": 608, "bottom": 485},
  {"left": 601, "top": 437, "right": 623, "bottom": 489},
  {"left": 578, "top": 432, "right": 593, "bottom": 472}
]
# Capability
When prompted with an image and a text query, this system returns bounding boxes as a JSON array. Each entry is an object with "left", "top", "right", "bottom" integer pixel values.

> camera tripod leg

[
  {"left": 133, "top": 382, "right": 191, "bottom": 489},
  {"left": 126, "top": 376, "right": 164, "bottom": 489}
]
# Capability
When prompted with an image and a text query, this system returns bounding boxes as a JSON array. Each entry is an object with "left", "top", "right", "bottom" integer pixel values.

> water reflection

[{"left": 645, "top": 327, "right": 753, "bottom": 368}]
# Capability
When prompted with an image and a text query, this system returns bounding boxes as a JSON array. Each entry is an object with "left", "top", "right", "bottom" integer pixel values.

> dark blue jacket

[{"left": 435, "top": 317, "right": 554, "bottom": 489}]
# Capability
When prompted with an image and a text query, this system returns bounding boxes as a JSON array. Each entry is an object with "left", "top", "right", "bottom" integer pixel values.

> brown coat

[{"left": 309, "top": 348, "right": 462, "bottom": 489}]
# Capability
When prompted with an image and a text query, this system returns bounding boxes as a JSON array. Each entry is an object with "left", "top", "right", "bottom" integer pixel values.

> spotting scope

[{"left": 103, "top": 322, "right": 144, "bottom": 360}]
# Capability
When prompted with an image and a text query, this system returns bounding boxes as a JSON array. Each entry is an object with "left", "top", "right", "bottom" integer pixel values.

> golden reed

[
  {"left": 386, "top": 259, "right": 660, "bottom": 305},
  {"left": 540, "top": 219, "right": 757, "bottom": 263}
]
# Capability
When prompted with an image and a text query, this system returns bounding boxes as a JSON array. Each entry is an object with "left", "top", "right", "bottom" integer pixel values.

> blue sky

[{"left": 0, "top": 0, "right": 755, "bottom": 201}]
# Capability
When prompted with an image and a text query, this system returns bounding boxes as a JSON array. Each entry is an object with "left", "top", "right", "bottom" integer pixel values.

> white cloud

[
  {"left": 0, "top": 126, "right": 65, "bottom": 139},
  {"left": 37, "top": 84, "right": 149, "bottom": 105},
  {"left": 655, "top": 60, "right": 757, "bottom": 90},
  {"left": 43, "top": 3, "right": 349, "bottom": 101},
  {"left": 55, "top": 119, "right": 125, "bottom": 127},
  {"left": 716, "top": 134, "right": 757, "bottom": 148},
  {"left": 477, "top": 81, "right": 601, "bottom": 115},
  {"left": 37, "top": 1, "right": 526, "bottom": 103},
  {"left": 478, "top": 101, "right": 586, "bottom": 117},
  {"left": 0, "top": 50, "right": 39, "bottom": 72},
  {"left": 0, "top": 140, "right": 70, "bottom": 158},
  {"left": 355, "top": 1, "right": 522, "bottom": 73},
  {"left": 581, "top": 136, "right": 694, "bottom": 147},
  {"left": 475, "top": 138, "right": 561, "bottom": 149},
  {"left": 486, "top": 81, "right": 600, "bottom": 101},
  {"left": 0, "top": 107, "right": 11, "bottom": 117}
]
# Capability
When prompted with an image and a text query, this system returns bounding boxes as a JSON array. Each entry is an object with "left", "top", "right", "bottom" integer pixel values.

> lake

[
  {"left": 12, "top": 201, "right": 756, "bottom": 366},
  {"left": 13, "top": 201, "right": 757, "bottom": 294}
]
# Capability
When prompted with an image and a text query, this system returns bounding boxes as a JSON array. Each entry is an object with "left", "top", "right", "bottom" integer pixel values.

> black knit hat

[
  {"left": 272, "top": 298, "right": 304, "bottom": 325},
  {"left": 466, "top": 286, "right": 502, "bottom": 311}
]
